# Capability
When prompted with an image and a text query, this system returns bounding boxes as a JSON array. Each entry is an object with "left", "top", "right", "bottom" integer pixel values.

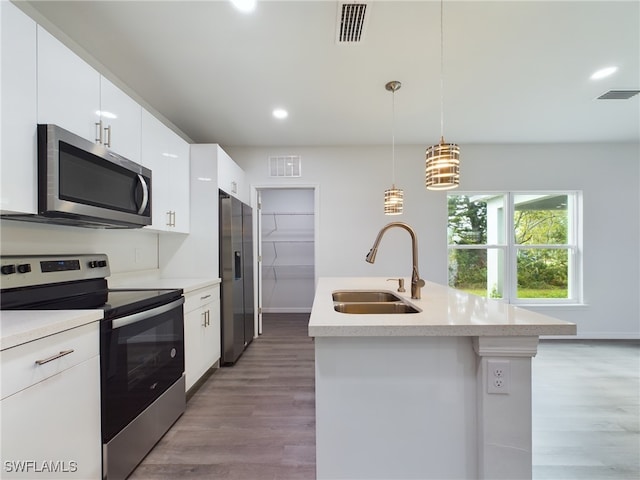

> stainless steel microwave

[{"left": 26, "top": 124, "right": 152, "bottom": 228}]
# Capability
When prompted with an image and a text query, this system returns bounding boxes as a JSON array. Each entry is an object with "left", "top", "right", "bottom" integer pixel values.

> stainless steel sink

[
  {"left": 331, "top": 290, "right": 420, "bottom": 314},
  {"left": 333, "top": 302, "right": 420, "bottom": 314},
  {"left": 332, "top": 291, "right": 402, "bottom": 303}
]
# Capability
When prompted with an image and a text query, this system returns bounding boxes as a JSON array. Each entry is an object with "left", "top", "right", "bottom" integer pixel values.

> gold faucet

[{"left": 366, "top": 222, "right": 426, "bottom": 299}]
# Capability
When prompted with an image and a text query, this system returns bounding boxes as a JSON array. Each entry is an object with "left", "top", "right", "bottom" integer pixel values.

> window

[{"left": 448, "top": 192, "right": 581, "bottom": 304}]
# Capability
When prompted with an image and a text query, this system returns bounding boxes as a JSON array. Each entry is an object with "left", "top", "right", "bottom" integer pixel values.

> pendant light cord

[
  {"left": 439, "top": 0, "right": 445, "bottom": 142},
  {"left": 391, "top": 87, "right": 396, "bottom": 184}
]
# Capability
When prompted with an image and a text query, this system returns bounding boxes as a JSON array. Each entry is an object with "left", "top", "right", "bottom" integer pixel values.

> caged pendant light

[
  {"left": 425, "top": 0, "right": 460, "bottom": 191},
  {"left": 384, "top": 80, "right": 403, "bottom": 215}
]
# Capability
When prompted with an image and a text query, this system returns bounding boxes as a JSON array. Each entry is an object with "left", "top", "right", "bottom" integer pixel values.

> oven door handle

[{"left": 111, "top": 297, "right": 184, "bottom": 330}]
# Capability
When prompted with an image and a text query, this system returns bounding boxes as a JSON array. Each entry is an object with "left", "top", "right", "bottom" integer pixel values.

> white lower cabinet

[
  {"left": 184, "top": 284, "right": 220, "bottom": 392},
  {"left": 0, "top": 322, "right": 101, "bottom": 479}
]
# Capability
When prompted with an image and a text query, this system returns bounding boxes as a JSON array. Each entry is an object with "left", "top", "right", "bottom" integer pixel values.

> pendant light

[
  {"left": 384, "top": 80, "right": 403, "bottom": 215},
  {"left": 425, "top": 0, "right": 460, "bottom": 191}
]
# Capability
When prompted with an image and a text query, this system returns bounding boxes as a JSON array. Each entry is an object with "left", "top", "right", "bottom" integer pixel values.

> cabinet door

[
  {"left": 166, "top": 130, "right": 190, "bottom": 233},
  {"left": 37, "top": 26, "right": 100, "bottom": 142},
  {"left": 99, "top": 76, "right": 141, "bottom": 162},
  {"left": 141, "top": 109, "right": 190, "bottom": 233},
  {"left": 183, "top": 307, "right": 204, "bottom": 391},
  {"left": 217, "top": 148, "right": 247, "bottom": 203},
  {"left": 203, "top": 297, "right": 221, "bottom": 369},
  {"left": 0, "top": 2, "right": 37, "bottom": 214},
  {"left": 0, "top": 357, "right": 101, "bottom": 479},
  {"left": 141, "top": 109, "right": 171, "bottom": 231}
]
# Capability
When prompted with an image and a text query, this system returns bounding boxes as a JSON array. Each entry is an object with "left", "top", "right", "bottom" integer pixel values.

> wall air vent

[
  {"left": 336, "top": 2, "right": 370, "bottom": 44},
  {"left": 269, "top": 155, "right": 301, "bottom": 177},
  {"left": 596, "top": 90, "right": 640, "bottom": 100}
]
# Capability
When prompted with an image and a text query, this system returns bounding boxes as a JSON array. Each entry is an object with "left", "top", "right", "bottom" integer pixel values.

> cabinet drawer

[
  {"left": 184, "top": 285, "right": 219, "bottom": 313},
  {"left": 1, "top": 322, "right": 99, "bottom": 400}
]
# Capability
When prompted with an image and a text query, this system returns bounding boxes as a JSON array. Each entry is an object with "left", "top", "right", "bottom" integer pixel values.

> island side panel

[
  {"left": 314, "top": 335, "right": 478, "bottom": 480},
  {"left": 474, "top": 336, "right": 539, "bottom": 480}
]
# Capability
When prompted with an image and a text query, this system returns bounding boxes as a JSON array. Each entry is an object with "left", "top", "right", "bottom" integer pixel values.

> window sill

[{"left": 515, "top": 303, "right": 589, "bottom": 310}]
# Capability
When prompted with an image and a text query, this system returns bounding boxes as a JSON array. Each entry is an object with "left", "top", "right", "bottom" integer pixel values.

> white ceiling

[{"left": 24, "top": 0, "right": 640, "bottom": 147}]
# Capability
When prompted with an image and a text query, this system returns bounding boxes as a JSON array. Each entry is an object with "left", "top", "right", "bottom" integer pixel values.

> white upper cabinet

[
  {"left": 166, "top": 128, "right": 191, "bottom": 233},
  {"left": 141, "top": 109, "right": 190, "bottom": 233},
  {"left": 0, "top": 2, "right": 37, "bottom": 214},
  {"left": 37, "top": 27, "right": 142, "bottom": 162},
  {"left": 37, "top": 26, "right": 101, "bottom": 143},
  {"left": 99, "top": 77, "right": 142, "bottom": 163},
  {"left": 218, "top": 148, "right": 248, "bottom": 204}
]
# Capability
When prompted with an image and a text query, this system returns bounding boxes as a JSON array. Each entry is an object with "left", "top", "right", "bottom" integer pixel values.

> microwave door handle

[
  {"left": 111, "top": 297, "right": 184, "bottom": 330},
  {"left": 136, "top": 174, "right": 149, "bottom": 215}
]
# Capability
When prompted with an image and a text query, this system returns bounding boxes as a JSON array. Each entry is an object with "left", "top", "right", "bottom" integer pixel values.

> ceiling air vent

[
  {"left": 596, "top": 90, "right": 640, "bottom": 100},
  {"left": 336, "top": 2, "right": 370, "bottom": 44},
  {"left": 269, "top": 155, "right": 301, "bottom": 177}
]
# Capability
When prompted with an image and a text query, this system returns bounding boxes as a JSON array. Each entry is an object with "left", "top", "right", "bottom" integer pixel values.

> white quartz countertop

[
  {"left": 0, "top": 310, "right": 103, "bottom": 351},
  {"left": 308, "top": 277, "right": 577, "bottom": 337},
  {"left": 1, "top": 277, "right": 219, "bottom": 351}
]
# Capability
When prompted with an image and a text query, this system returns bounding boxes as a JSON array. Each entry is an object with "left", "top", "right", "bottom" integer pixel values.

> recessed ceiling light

[
  {"left": 230, "top": 0, "right": 256, "bottom": 13},
  {"left": 272, "top": 108, "right": 288, "bottom": 120},
  {"left": 590, "top": 66, "right": 618, "bottom": 80}
]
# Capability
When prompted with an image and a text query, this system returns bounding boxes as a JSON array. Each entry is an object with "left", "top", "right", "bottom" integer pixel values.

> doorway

[{"left": 256, "top": 187, "right": 317, "bottom": 333}]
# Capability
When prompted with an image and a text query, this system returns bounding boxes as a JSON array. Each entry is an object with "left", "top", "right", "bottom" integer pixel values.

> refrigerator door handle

[{"left": 234, "top": 251, "right": 242, "bottom": 279}]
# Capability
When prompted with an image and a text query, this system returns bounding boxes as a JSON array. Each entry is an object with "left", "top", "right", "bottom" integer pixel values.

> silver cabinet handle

[
  {"left": 35, "top": 349, "right": 74, "bottom": 365},
  {"left": 166, "top": 211, "right": 176, "bottom": 227},
  {"left": 104, "top": 125, "right": 112, "bottom": 147},
  {"left": 200, "top": 294, "right": 212, "bottom": 301},
  {"left": 201, "top": 310, "right": 210, "bottom": 327},
  {"left": 95, "top": 120, "right": 103, "bottom": 144}
]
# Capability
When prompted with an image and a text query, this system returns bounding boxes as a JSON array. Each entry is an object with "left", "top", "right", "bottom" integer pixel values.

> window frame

[{"left": 447, "top": 191, "right": 582, "bottom": 305}]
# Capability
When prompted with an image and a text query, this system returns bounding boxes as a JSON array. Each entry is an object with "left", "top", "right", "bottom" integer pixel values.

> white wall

[
  {"left": 0, "top": 220, "right": 159, "bottom": 274},
  {"left": 227, "top": 143, "right": 640, "bottom": 339}
]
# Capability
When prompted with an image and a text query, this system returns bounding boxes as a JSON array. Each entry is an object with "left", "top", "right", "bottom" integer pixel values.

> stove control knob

[
  {"left": 97, "top": 260, "right": 107, "bottom": 268},
  {"left": 1, "top": 264, "right": 16, "bottom": 275},
  {"left": 17, "top": 263, "right": 31, "bottom": 274}
]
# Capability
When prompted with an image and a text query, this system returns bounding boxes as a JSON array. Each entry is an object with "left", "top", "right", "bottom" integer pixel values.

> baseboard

[
  {"left": 186, "top": 361, "right": 220, "bottom": 401},
  {"left": 542, "top": 333, "right": 640, "bottom": 340},
  {"left": 262, "top": 308, "right": 312, "bottom": 313}
]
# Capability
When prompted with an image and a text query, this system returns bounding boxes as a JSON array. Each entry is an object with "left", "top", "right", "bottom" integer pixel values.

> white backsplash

[{"left": 0, "top": 219, "right": 159, "bottom": 274}]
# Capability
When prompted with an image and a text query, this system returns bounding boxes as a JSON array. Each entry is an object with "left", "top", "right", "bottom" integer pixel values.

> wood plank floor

[
  {"left": 131, "top": 315, "right": 639, "bottom": 479},
  {"left": 130, "top": 313, "right": 315, "bottom": 480},
  {"left": 532, "top": 340, "right": 640, "bottom": 479}
]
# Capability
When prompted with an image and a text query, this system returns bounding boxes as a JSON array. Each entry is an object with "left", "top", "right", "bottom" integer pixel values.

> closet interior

[{"left": 260, "top": 188, "right": 315, "bottom": 313}]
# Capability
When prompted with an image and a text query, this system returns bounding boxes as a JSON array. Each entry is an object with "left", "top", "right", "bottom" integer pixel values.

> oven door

[{"left": 100, "top": 297, "right": 184, "bottom": 442}]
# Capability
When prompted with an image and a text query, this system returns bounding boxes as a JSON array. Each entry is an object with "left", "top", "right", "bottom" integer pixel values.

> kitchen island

[{"left": 309, "top": 277, "right": 576, "bottom": 480}]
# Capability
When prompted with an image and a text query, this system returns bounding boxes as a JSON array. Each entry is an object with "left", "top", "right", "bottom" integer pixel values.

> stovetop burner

[{"left": 0, "top": 254, "right": 182, "bottom": 319}]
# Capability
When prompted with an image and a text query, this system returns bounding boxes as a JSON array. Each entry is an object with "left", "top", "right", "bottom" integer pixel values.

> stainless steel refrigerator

[{"left": 219, "top": 191, "right": 254, "bottom": 365}]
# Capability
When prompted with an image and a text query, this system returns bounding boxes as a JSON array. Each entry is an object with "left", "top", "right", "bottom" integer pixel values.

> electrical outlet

[{"left": 487, "top": 359, "right": 510, "bottom": 394}]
